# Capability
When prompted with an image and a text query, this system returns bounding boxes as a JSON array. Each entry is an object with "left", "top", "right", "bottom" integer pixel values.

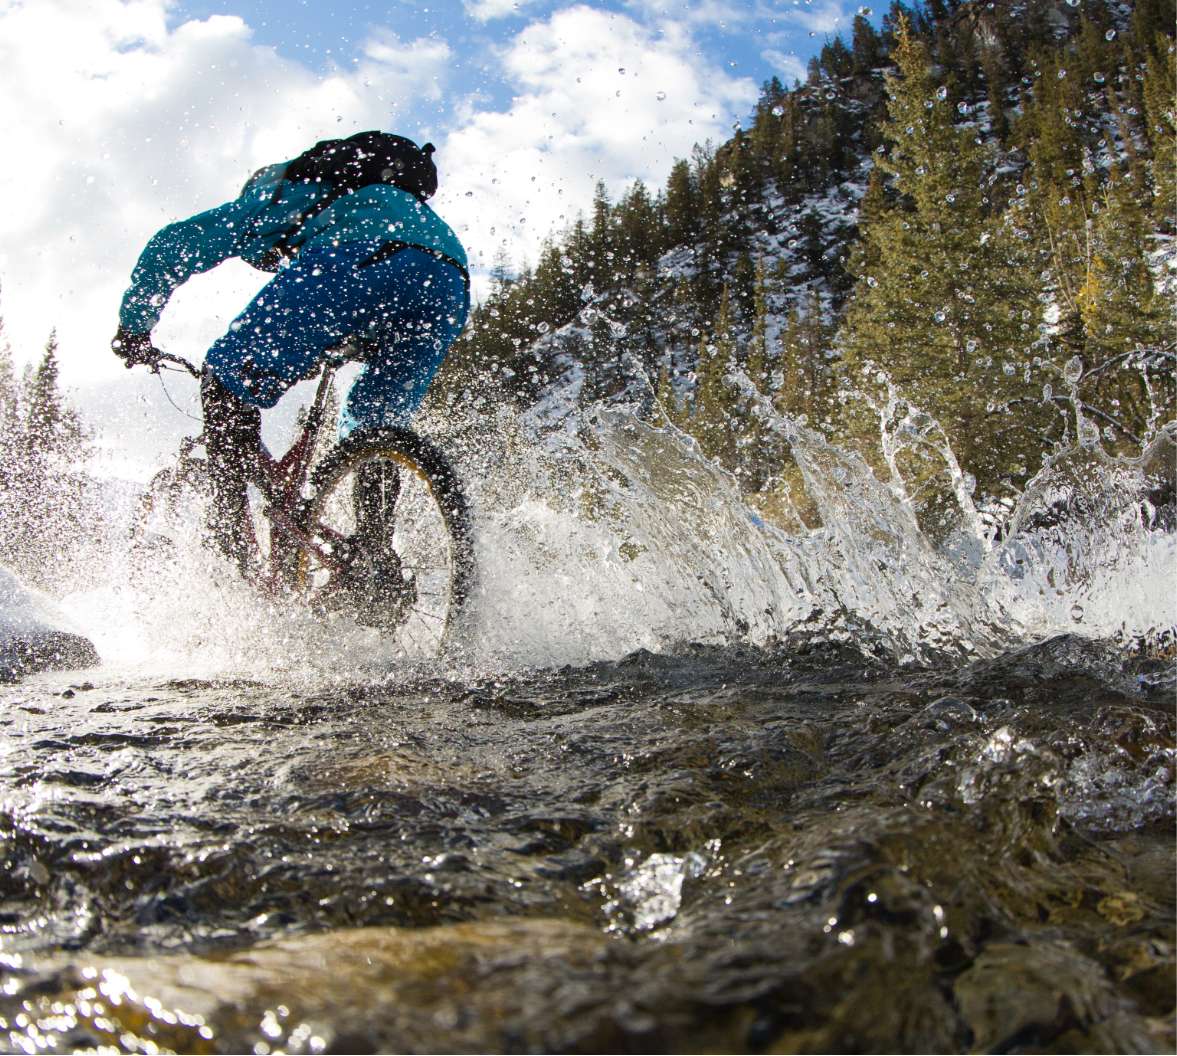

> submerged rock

[
  {"left": 0, "top": 566, "right": 98, "bottom": 681},
  {"left": 11, "top": 919, "right": 672, "bottom": 1054}
]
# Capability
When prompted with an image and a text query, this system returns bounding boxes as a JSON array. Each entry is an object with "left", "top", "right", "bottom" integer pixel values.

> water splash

[{"left": 46, "top": 382, "right": 1177, "bottom": 679}]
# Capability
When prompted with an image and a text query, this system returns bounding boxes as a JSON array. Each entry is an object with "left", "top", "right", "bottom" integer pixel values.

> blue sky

[
  {"left": 173, "top": 0, "right": 861, "bottom": 114},
  {"left": 0, "top": 0, "right": 873, "bottom": 473},
  {"left": 164, "top": 0, "right": 876, "bottom": 171}
]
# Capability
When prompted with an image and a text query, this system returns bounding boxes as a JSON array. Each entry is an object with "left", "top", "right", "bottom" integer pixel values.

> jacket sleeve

[{"left": 118, "top": 194, "right": 262, "bottom": 334}]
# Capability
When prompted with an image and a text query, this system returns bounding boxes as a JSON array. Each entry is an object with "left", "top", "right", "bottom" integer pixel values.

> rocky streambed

[{"left": 1, "top": 635, "right": 1173, "bottom": 1053}]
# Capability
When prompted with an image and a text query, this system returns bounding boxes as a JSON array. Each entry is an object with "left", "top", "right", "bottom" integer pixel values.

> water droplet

[
  {"left": 1057, "top": 67, "right": 1067, "bottom": 79},
  {"left": 957, "top": 101, "right": 970, "bottom": 114},
  {"left": 866, "top": 275, "right": 878, "bottom": 287},
  {"left": 1093, "top": 71, "right": 1106, "bottom": 84},
  {"left": 933, "top": 309, "right": 947, "bottom": 324},
  {"left": 936, "top": 85, "right": 948, "bottom": 101},
  {"left": 618, "top": 67, "right": 626, "bottom": 75},
  {"left": 772, "top": 104, "right": 784, "bottom": 116},
  {"left": 1105, "top": 28, "right": 1116, "bottom": 41},
  {"left": 656, "top": 90, "right": 667, "bottom": 101},
  {"left": 1070, "top": 603, "right": 1084, "bottom": 622}
]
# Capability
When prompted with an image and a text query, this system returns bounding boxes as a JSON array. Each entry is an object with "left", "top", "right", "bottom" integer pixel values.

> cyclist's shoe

[
  {"left": 353, "top": 459, "right": 401, "bottom": 535},
  {"left": 200, "top": 369, "right": 262, "bottom": 571},
  {"left": 334, "top": 538, "right": 416, "bottom": 631}
]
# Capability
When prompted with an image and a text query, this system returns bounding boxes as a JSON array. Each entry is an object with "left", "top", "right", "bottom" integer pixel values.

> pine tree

[
  {"left": 655, "top": 358, "right": 686, "bottom": 428},
  {"left": 746, "top": 258, "right": 771, "bottom": 394},
  {"left": 838, "top": 16, "right": 1045, "bottom": 498},
  {"left": 615, "top": 181, "right": 660, "bottom": 273},
  {"left": 979, "top": 42, "right": 1011, "bottom": 139},
  {"left": 0, "top": 329, "right": 95, "bottom": 588},
  {"left": 0, "top": 293, "right": 22, "bottom": 496},
  {"left": 851, "top": 14, "right": 885, "bottom": 75},
  {"left": 689, "top": 286, "right": 740, "bottom": 465},
  {"left": 24, "top": 330, "right": 81, "bottom": 463},
  {"left": 588, "top": 181, "right": 614, "bottom": 287},
  {"left": 663, "top": 159, "right": 698, "bottom": 247},
  {"left": 1074, "top": 173, "right": 1176, "bottom": 443},
  {"left": 488, "top": 246, "right": 514, "bottom": 296},
  {"left": 776, "top": 289, "right": 834, "bottom": 427},
  {"left": 1142, "top": 37, "right": 1176, "bottom": 232}
]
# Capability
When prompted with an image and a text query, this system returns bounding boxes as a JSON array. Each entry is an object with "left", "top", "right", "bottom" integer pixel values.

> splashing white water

[{"left": 44, "top": 388, "right": 1177, "bottom": 680}]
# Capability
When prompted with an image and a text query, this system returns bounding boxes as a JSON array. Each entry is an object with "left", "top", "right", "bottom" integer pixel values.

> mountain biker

[{"left": 111, "top": 131, "right": 469, "bottom": 566}]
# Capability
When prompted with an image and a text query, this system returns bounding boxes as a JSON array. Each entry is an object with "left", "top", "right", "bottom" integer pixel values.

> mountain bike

[{"left": 132, "top": 347, "right": 475, "bottom": 657}]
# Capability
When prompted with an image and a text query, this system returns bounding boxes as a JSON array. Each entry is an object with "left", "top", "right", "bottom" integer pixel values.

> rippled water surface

[
  {"left": 1, "top": 409, "right": 1174, "bottom": 1053},
  {"left": 2, "top": 635, "right": 1173, "bottom": 1053}
]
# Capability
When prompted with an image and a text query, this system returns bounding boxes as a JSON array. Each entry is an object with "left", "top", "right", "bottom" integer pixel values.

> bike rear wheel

[
  {"left": 297, "top": 427, "right": 475, "bottom": 656},
  {"left": 130, "top": 457, "right": 212, "bottom": 565},
  {"left": 132, "top": 457, "right": 271, "bottom": 574}
]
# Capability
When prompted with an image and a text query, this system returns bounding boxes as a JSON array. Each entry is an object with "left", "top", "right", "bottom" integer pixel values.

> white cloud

[
  {"left": 782, "top": 0, "right": 857, "bottom": 36},
  {"left": 621, "top": 0, "right": 752, "bottom": 28},
  {"left": 763, "top": 48, "right": 809, "bottom": 84},
  {"left": 435, "top": 5, "right": 756, "bottom": 282},
  {"left": 464, "top": 0, "right": 542, "bottom": 22},
  {"left": 0, "top": 0, "right": 450, "bottom": 391}
]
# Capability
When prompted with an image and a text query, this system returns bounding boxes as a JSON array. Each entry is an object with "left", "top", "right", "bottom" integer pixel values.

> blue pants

[{"left": 206, "top": 241, "right": 469, "bottom": 437}]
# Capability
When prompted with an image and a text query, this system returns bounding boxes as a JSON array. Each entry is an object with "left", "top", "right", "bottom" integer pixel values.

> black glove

[{"left": 112, "top": 327, "right": 160, "bottom": 369}]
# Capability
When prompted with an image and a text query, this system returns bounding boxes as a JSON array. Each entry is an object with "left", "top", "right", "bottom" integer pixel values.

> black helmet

[
  {"left": 285, "top": 131, "right": 438, "bottom": 201},
  {"left": 374, "top": 134, "right": 438, "bottom": 201}
]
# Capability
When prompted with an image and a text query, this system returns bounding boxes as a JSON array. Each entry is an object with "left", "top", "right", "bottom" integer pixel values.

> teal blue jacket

[{"left": 119, "top": 164, "right": 467, "bottom": 333}]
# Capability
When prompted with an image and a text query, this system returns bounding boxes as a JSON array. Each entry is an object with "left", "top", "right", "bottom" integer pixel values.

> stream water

[{"left": 1, "top": 400, "right": 1173, "bottom": 1053}]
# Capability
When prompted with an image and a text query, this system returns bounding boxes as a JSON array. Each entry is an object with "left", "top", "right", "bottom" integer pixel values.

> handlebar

[
  {"left": 150, "top": 351, "right": 202, "bottom": 379},
  {"left": 146, "top": 347, "right": 348, "bottom": 381}
]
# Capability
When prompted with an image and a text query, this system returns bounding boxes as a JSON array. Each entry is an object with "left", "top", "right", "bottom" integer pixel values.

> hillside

[{"left": 434, "top": 0, "right": 1175, "bottom": 521}]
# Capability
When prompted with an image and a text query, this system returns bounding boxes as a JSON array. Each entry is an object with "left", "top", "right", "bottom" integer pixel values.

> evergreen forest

[
  {"left": 0, "top": 315, "right": 96, "bottom": 589},
  {"left": 433, "top": 0, "right": 1176, "bottom": 531}
]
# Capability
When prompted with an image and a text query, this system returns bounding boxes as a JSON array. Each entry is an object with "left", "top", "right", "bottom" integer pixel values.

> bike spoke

[{"left": 288, "top": 435, "right": 470, "bottom": 656}]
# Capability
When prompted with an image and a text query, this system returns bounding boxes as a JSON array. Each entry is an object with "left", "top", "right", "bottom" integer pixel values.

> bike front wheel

[{"left": 296, "top": 427, "right": 475, "bottom": 657}]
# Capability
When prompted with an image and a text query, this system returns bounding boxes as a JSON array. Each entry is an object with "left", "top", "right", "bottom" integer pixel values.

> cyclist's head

[
  {"left": 378, "top": 134, "right": 438, "bottom": 201},
  {"left": 253, "top": 133, "right": 440, "bottom": 203}
]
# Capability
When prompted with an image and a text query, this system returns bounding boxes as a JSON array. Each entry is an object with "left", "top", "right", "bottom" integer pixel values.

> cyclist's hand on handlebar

[{"left": 112, "top": 327, "right": 161, "bottom": 370}]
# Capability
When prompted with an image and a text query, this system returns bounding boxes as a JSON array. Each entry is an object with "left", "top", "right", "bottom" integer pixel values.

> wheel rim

[{"left": 296, "top": 445, "right": 461, "bottom": 656}]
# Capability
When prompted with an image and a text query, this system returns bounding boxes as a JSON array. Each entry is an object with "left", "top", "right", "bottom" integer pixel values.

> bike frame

[{"left": 154, "top": 352, "right": 353, "bottom": 592}]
